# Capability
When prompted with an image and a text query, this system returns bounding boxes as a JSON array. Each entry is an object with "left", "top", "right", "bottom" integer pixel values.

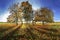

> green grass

[{"left": 50, "top": 25, "right": 60, "bottom": 29}]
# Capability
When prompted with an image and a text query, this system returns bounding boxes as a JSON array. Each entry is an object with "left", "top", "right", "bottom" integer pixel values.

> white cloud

[
  {"left": 54, "top": 20, "right": 60, "bottom": 22},
  {"left": 54, "top": 17, "right": 60, "bottom": 22},
  {"left": 32, "top": 7, "right": 39, "bottom": 10},
  {"left": 0, "top": 11, "right": 10, "bottom": 22}
]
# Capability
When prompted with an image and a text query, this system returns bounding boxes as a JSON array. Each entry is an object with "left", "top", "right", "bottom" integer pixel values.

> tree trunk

[
  {"left": 16, "top": 17, "right": 18, "bottom": 25},
  {"left": 15, "top": 13, "right": 18, "bottom": 25},
  {"left": 42, "top": 21, "right": 44, "bottom": 25}
]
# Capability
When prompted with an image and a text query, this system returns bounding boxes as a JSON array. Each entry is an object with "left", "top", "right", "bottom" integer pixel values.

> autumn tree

[
  {"left": 7, "top": 13, "right": 16, "bottom": 23},
  {"left": 7, "top": 1, "right": 33, "bottom": 26},
  {"left": 40, "top": 8, "right": 54, "bottom": 23},
  {"left": 33, "top": 8, "right": 54, "bottom": 25},
  {"left": 20, "top": 1, "right": 33, "bottom": 23},
  {"left": 8, "top": 3, "right": 23, "bottom": 25}
]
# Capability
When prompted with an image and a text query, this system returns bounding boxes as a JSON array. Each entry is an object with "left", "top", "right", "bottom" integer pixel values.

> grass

[
  {"left": 35, "top": 22, "right": 60, "bottom": 29},
  {"left": 0, "top": 22, "right": 60, "bottom": 32},
  {"left": 0, "top": 23, "right": 17, "bottom": 38},
  {"left": 0, "top": 23, "right": 16, "bottom": 29},
  {"left": 0, "top": 22, "right": 60, "bottom": 40}
]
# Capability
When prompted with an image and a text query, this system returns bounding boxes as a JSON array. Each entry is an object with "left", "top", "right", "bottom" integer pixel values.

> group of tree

[
  {"left": 33, "top": 8, "right": 54, "bottom": 25},
  {"left": 7, "top": 1, "right": 54, "bottom": 25}
]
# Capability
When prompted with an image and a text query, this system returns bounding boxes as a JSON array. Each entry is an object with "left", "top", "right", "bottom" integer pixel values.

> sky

[{"left": 0, "top": 0, "right": 60, "bottom": 22}]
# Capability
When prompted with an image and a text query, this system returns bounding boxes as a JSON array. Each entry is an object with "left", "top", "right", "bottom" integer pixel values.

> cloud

[
  {"left": 54, "top": 17, "right": 60, "bottom": 22},
  {"left": 0, "top": 11, "right": 10, "bottom": 22},
  {"left": 54, "top": 19, "right": 60, "bottom": 22}
]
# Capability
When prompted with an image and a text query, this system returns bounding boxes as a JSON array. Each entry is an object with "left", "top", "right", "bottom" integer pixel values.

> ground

[{"left": 0, "top": 22, "right": 60, "bottom": 40}]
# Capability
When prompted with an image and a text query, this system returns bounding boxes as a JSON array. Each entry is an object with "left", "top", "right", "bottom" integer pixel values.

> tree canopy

[{"left": 7, "top": 1, "right": 54, "bottom": 25}]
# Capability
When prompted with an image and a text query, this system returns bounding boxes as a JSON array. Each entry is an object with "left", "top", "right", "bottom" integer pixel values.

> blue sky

[{"left": 0, "top": 0, "right": 60, "bottom": 22}]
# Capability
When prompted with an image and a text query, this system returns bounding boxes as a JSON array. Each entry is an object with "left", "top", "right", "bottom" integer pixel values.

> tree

[
  {"left": 7, "top": 13, "right": 16, "bottom": 23},
  {"left": 7, "top": 1, "right": 33, "bottom": 26},
  {"left": 20, "top": 1, "right": 33, "bottom": 23},
  {"left": 40, "top": 8, "right": 54, "bottom": 23},
  {"left": 9, "top": 4, "right": 18, "bottom": 25},
  {"left": 33, "top": 8, "right": 54, "bottom": 25},
  {"left": 8, "top": 3, "right": 23, "bottom": 25}
]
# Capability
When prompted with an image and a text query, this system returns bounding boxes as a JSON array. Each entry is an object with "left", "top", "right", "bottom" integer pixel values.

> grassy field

[
  {"left": 0, "top": 22, "right": 60, "bottom": 28},
  {"left": 36, "top": 22, "right": 60, "bottom": 28},
  {"left": 0, "top": 22, "right": 60, "bottom": 40},
  {"left": 0, "top": 22, "right": 16, "bottom": 29}
]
